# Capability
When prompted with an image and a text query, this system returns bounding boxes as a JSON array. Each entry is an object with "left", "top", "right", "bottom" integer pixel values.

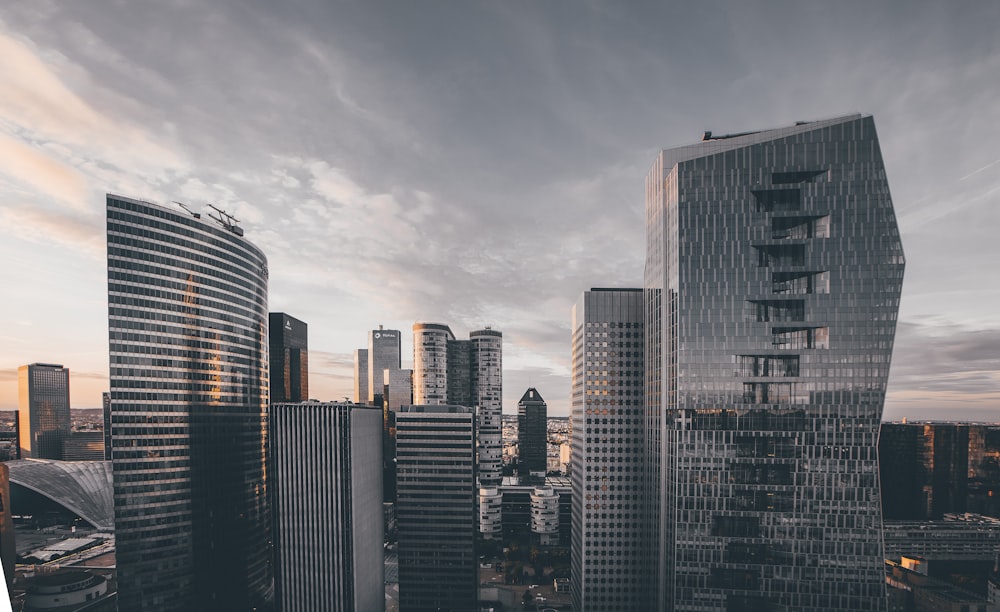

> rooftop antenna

[
  {"left": 173, "top": 201, "right": 201, "bottom": 219},
  {"left": 207, "top": 203, "right": 244, "bottom": 236}
]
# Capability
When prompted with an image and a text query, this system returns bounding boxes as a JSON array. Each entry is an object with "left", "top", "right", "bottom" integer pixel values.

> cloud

[{"left": 885, "top": 321, "right": 1000, "bottom": 419}]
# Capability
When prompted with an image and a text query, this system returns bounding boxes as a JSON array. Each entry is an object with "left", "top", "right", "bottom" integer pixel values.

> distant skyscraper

[
  {"left": 395, "top": 405, "right": 477, "bottom": 612},
  {"left": 17, "top": 363, "right": 70, "bottom": 460},
  {"left": 517, "top": 387, "right": 548, "bottom": 478},
  {"left": 368, "top": 326, "right": 401, "bottom": 405},
  {"left": 269, "top": 312, "right": 308, "bottom": 403},
  {"left": 107, "top": 194, "right": 273, "bottom": 610},
  {"left": 271, "top": 402, "right": 383, "bottom": 612},
  {"left": 471, "top": 328, "right": 503, "bottom": 486},
  {"left": 353, "top": 348, "right": 368, "bottom": 404},
  {"left": 570, "top": 289, "right": 645, "bottom": 612},
  {"left": 644, "top": 115, "right": 904, "bottom": 610},
  {"left": 382, "top": 367, "right": 413, "bottom": 502},
  {"left": 412, "top": 323, "right": 454, "bottom": 405},
  {"left": 879, "top": 423, "right": 1000, "bottom": 520}
]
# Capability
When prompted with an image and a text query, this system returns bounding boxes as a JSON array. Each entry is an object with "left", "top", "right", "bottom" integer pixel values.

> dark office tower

[
  {"left": 368, "top": 326, "right": 402, "bottom": 405},
  {"left": 271, "top": 402, "right": 383, "bottom": 612},
  {"left": 569, "top": 289, "right": 645, "bottom": 612},
  {"left": 107, "top": 194, "right": 273, "bottom": 611},
  {"left": 395, "top": 405, "right": 477, "bottom": 612},
  {"left": 644, "top": 115, "right": 904, "bottom": 611},
  {"left": 879, "top": 423, "right": 927, "bottom": 520},
  {"left": 412, "top": 323, "right": 454, "bottom": 405},
  {"left": 517, "top": 388, "right": 548, "bottom": 478},
  {"left": 446, "top": 339, "right": 473, "bottom": 407},
  {"left": 353, "top": 348, "right": 368, "bottom": 404},
  {"left": 102, "top": 391, "right": 112, "bottom": 460},
  {"left": 471, "top": 328, "right": 503, "bottom": 486},
  {"left": 17, "top": 363, "right": 71, "bottom": 460},
  {"left": 269, "top": 312, "right": 308, "bottom": 403}
]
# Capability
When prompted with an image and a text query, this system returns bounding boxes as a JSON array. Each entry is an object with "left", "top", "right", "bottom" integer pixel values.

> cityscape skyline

[{"left": 2, "top": 2, "right": 1000, "bottom": 420}]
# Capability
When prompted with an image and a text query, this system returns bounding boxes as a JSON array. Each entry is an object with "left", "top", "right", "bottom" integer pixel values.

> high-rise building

[
  {"left": 517, "top": 387, "right": 548, "bottom": 478},
  {"left": 269, "top": 312, "right": 308, "bottom": 403},
  {"left": 412, "top": 323, "right": 454, "bottom": 405},
  {"left": 570, "top": 289, "right": 645, "bottom": 612},
  {"left": 880, "top": 423, "right": 1000, "bottom": 520},
  {"left": 353, "top": 348, "right": 368, "bottom": 404},
  {"left": 368, "top": 326, "right": 401, "bottom": 405},
  {"left": 395, "top": 405, "right": 477, "bottom": 612},
  {"left": 382, "top": 367, "right": 413, "bottom": 502},
  {"left": 644, "top": 115, "right": 904, "bottom": 610},
  {"left": 271, "top": 402, "right": 383, "bottom": 612},
  {"left": 471, "top": 328, "right": 503, "bottom": 486},
  {"left": 17, "top": 363, "right": 71, "bottom": 460},
  {"left": 107, "top": 194, "right": 273, "bottom": 610}
]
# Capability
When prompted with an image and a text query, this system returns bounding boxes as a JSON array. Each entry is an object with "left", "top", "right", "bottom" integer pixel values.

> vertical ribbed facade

[
  {"left": 570, "top": 289, "right": 645, "bottom": 612},
  {"left": 17, "top": 363, "right": 71, "bottom": 460},
  {"left": 412, "top": 323, "right": 454, "bottom": 405},
  {"left": 106, "top": 194, "right": 273, "bottom": 611},
  {"left": 471, "top": 328, "right": 503, "bottom": 486},
  {"left": 645, "top": 115, "right": 904, "bottom": 610},
  {"left": 395, "top": 405, "right": 477, "bottom": 612},
  {"left": 271, "top": 402, "right": 383, "bottom": 612}
]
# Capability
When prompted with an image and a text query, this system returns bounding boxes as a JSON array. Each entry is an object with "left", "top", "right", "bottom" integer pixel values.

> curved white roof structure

[{"left": 6, "top": 459, "right": 113, "bottom": 531}]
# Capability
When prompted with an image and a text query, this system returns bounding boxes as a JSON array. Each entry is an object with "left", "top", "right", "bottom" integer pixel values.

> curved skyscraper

[
  {"left": 471, "top": 328, "right": 503, "bottom": 486},
  {"left": 107, "top": 194, "right": 274, "bottom": 610},
  {"left": 412, "top": 322, "right": 454, "bottom": 405},
  {"left": 644, "top": 115, "right": 904, "bottom": 611}
]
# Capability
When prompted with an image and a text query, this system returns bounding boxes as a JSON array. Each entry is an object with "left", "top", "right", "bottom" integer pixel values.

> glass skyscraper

[
  {"left": 17, "top": 363, "right": 71, "bottom": 460},
  {"left": 644, "top": 115, "right": 904, "bottom": 611},
  {"left": 269, "top": 312, "right": 308, "bottom": 403},
  {"left": 106, "top": 194, "right": 273, "bottom": 610}
]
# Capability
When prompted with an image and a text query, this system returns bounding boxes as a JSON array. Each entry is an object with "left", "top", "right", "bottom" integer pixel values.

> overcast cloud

[{"left": 1, "top": 1, "right": 998, "bottom": 418}]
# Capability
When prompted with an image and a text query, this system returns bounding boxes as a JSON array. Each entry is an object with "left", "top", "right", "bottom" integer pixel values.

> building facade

[
  {"left": 106, "top": 194, "right": 273, "bottom": 610},
  {"left": 17, "top": 363, "right": 71, "bottom": 460},
  {"left": 412, "top": 323, "right": 454, "bottom": 405},
  {"left": 517, "top": 388, "right": 548, "bottom": 477},
  {"left": 880, "top": 422, "right": 1000, "bottom": 520},
  {"left": 570, "top": 289, "right": 645, "bottom": 612},
  {"left": 395, "top": 405, "right": 477, "bottom": 612},
  {"left": 271, "top": 402, "right": 383, "bottom": 612},
  {"left": 353, "top": 349, "right": 368, "bottom": 404},
  {"left": 368, "top": 326, "right": 402, "bottom": 405},
  {"left": 269, "top": 312, "right": 308, "bottom": 403},
  {"left": 471, "top": 328, "right": 503, "bottom": 486},
  {"left": 644, "top": 115, "right": 904, "bottom": 610},
  {"left": 102, "top": 391, "right": 112, "bottom": 461}
]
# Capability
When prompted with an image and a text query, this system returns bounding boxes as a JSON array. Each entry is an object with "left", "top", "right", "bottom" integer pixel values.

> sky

[{"left": 1, "top": 1, "right": 999, "bottom": 420}]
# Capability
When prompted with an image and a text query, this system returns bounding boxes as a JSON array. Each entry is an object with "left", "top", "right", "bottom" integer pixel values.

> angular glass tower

[
  {"left": 644, "top": 115, "right": 904, "bottom": 611},
  {"left": 107, "top": 194, "right": 273, "bottom": 610}
]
